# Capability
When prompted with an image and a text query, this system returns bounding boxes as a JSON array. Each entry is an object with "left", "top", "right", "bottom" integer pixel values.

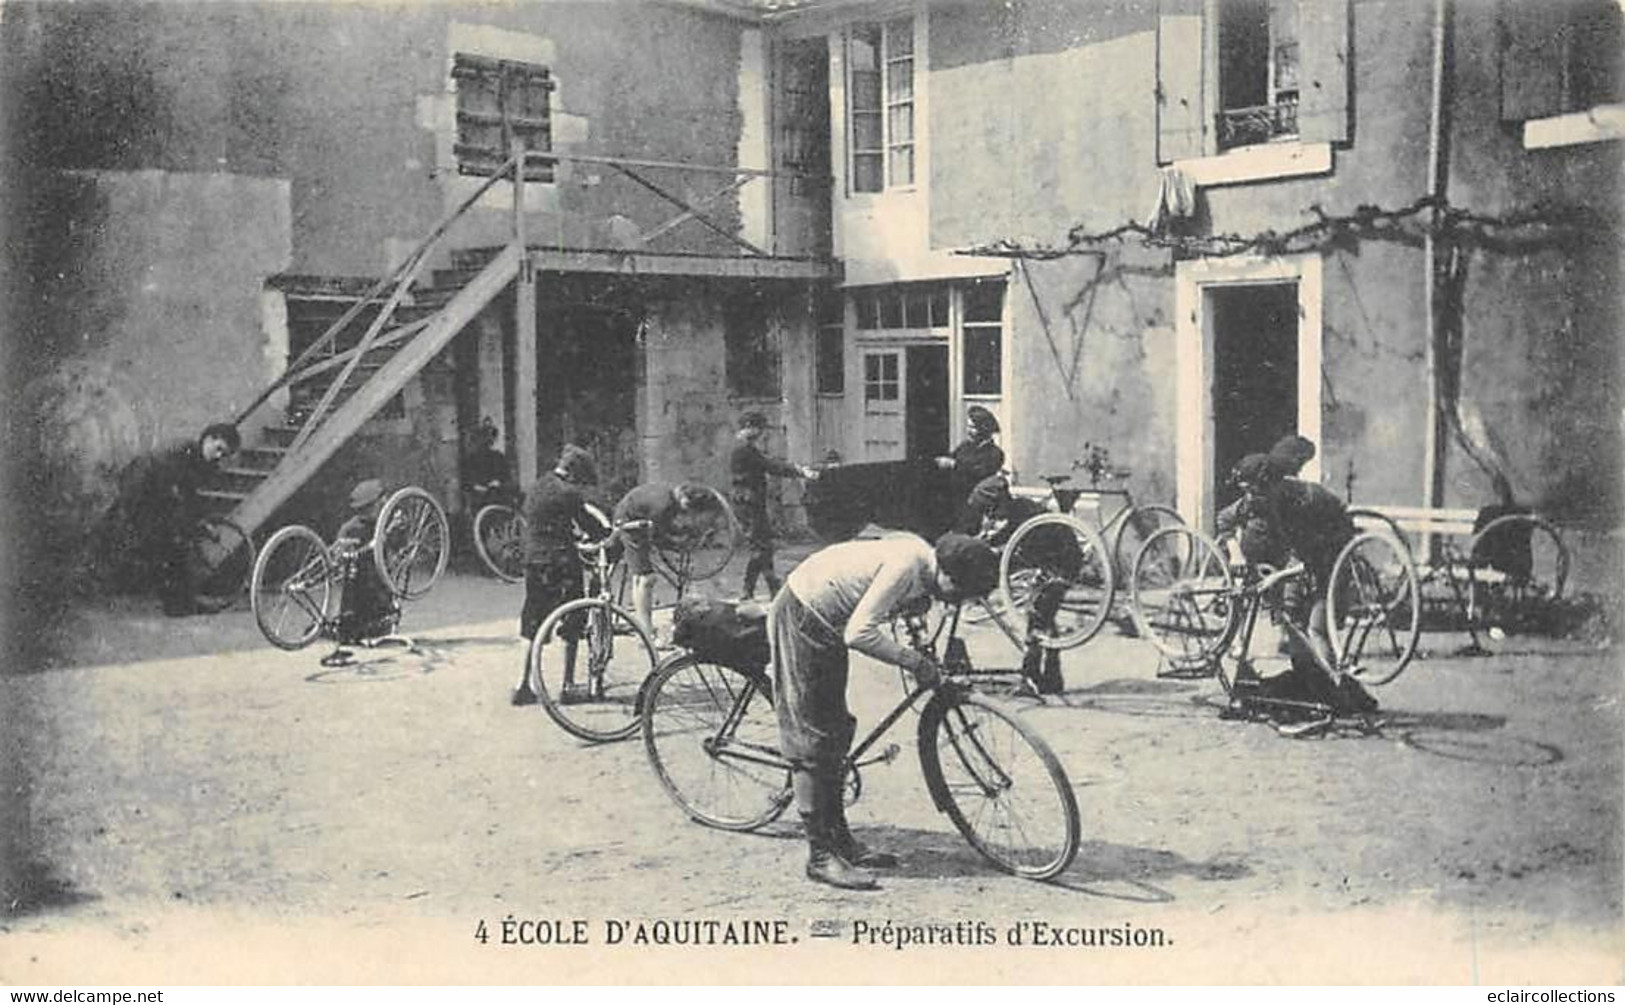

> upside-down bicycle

[{"left": 639, "top": 600, "right": 1082, "bottom": 879}]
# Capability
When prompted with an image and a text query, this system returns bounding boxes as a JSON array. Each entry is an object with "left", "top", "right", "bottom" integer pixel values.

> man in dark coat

[
  {"left": 511, "top": 444, "right": 601, "bottom": 706},
  {"left": 935, "top": 405, "right": 1005, "bottom": 516},
  {"left": 729, "top": 411, "right": 817, "bottom": 601},
  {"left": 133, "top": 422, "right": 240, "bottom": 616}
]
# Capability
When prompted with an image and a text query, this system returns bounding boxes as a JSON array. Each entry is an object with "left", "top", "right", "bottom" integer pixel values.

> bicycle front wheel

[
  {"left": 375, "top": 486, "right": 450, "bottom": 599},
  {"left": 1129, "top": 525, "right": 1237, "bottom": 668},
  {"left": 1466, "top": 514, "right": 1569, "bottom": 634},
  {"left": 659, "top": 485, "right": 739, "bottom": 584},
  {"left": 473, "top": 503, "right": 526, "bottom": 583},
  {"left": 531, "top": 598, "right": 657, "bottom": 743},
  {"left": 918, "top": 691, "right": 1080, "bottom": 880},
  {"left": 998, "top": 514, "right": 1114, "bottom": 650},
  {"left": 250, "top": 524, "right": 333, "bottom": 650},
  {"left": 642, "top": 654, "right": 791, "bottom": 831},
  {"left": 1328, "top": 531, "right": 1421, "bottom": 684}
]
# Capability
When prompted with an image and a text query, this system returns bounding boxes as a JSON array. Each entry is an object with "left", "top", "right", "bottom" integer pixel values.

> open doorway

[
  {"left": 1210, "top": 282, "right": 1299, "bottom": 509},
  {"left": 537, "top": 303, "right": 641, "bottom": 499},
  {"left": 905, "top": 344, "right": 949, "bottom": 459}
]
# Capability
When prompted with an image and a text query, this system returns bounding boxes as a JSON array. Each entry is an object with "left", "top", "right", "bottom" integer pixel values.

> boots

[
  {"left": 799, "top": 770, "right": 878, "bottom": 890},
  {"left": 829, "top": 801, "right": 899, "bottom": 869}
]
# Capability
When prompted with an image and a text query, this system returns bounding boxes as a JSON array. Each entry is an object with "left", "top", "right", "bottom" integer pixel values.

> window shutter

[
  {"left": 1296, "top": 0, "right": 1350, "bottom": 144},
  {"left": 1157, "top": 2, "right": 1205, "bottom": 164},
  {"left": 1499, "top": 0, "right": 1564, "bottom": 122}
]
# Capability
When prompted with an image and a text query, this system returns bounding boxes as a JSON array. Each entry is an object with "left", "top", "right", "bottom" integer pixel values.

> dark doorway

[
  {"left": 1211, "top": 282, "right": 1298, "bottom": 508},
  {"left": 904, "top": 344, "right": 949, "bottom": 460},
  {"left": 536, "top": 302, "right": 641, "bottom": 500}
]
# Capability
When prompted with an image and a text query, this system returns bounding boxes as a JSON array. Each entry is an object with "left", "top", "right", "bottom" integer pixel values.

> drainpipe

[{"left": 1421, "top": 0, "right": 1452, "bottom": 561}]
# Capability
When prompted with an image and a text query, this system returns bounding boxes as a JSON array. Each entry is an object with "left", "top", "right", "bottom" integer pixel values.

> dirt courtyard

[{"left": 2, "top": 567, "right": 1621, "bottom": 985}]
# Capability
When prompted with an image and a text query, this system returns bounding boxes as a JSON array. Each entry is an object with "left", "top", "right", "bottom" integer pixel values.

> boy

[
  {"left": 512, "top": 444, "right": 601, "bottom": 706},
  {"left": 136, "top": 422, "right": 241, "bottom": 615},
  {"left": 331, "top": 478, "right": 401, "bottom": 652},
  {"left": 612, "top": 482, "right": 705, "bottom": 640},
  {"left": 730, "top": 411, "right": 818, "bottom": 601}
]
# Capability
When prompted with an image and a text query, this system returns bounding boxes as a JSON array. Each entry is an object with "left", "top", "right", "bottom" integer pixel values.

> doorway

[
  {"left": 905, "top": 344, "right": 949, "bottom": 459},
  {"left": 1211, "top": 282, "right": 1299, "bottom": 509},
  {"left": 537, "top": 302, "right": 641, "bottom": 499}
]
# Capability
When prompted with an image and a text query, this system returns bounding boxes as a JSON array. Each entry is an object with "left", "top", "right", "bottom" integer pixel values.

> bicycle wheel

[
  {"left": 917, "top": 690, "right": 1080, "bottom": 880},
  {"left": 1348, "top": 507, "right": 1413, "bottom": 556},
  {"left": 1466, "top": 514, "right": 1569, "bottom": 634},
  {"left": 1129, "top": 525, "right": 1237, "bottom": 668},
  {"left": 659, "top": 485, "right": 738, "bottom": 584},
  {"left": 997, "top": 514, "right": 1114, "bottom": 649},
  {"left": 1109, "top": 503, "right": 1184, "bottom": 581},
  {"left": 250, "top": 524, "right": 333, "bottom": 650},
  {"left": 530, "top": 597, "right": 657, "bottom": 743},
  {"left": 374, "top": 486, "right": 450, "bottom": 599},
  {"left": 190, "top": 516, "right": 256, "bottom": 613},
  {"left": 641, "top": 654, "right": 791, "bottom": 831},
  {"left": 1328, "top": 531, "right": 1422, "bottom": 685},
  {"left": 472, "top": 504, "right": 526, "bottom": 583}
]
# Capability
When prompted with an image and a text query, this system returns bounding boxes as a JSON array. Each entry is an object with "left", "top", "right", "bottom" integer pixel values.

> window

[
  {"left": 814, "top": 289, "right": 844, "bottom": 395},
  {"left": 1215, "top": 0, "right": 1299, "bottom": 150},
  {"left": 852, "top": 285, "right": 947, "bottom": 331},
  {"left": 1502, "top": 0, "right": 1624, "bottom": 146},
  {"left": 863, "top": 353, "right": 899, "bottom": 401},
  {"left": 962, "top": 283, "right": 1004, "bottom": 396},
  {"left": 847, "top": 17, "right": 915, "bottom": 192},
  {"left": 725, "top": 297, "right": 781, "bottom": 399},
  {"left": 452, "top": 53, "right": 554, "bottom": 182}
]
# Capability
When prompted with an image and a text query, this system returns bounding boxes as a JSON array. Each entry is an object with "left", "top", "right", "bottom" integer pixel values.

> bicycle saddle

[{"left": 1041, "top": 474, "right": 1072, "bottom": 486}]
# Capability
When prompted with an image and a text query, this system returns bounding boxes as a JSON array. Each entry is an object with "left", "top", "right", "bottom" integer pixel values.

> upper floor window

[
  {"left": 1157, "top": 0, "right": 1349, "bottom": 165},
  {"left": 1215, "top": 0, "right": 1300, "bottom": 150},
  {"left": 848, "top": 17, "right": 915, "bottom": 193},
  {"left": 853, "top": 284, "right": 947, "bottom": 331},
  {"left": 1502, "top": 0, "right": 1625, "bottom": 148},
  {"left": 453, "top": 53, "right": 555, "bottom": 182}
]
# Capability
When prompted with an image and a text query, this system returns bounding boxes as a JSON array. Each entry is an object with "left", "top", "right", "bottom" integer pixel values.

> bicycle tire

[
  {"left": 1348, "top": 507, "right": 1413, "bottom": 557},
  {"left": 531, "top": 597, "right": 657, "bottom": 743},
  {"left": 1328, "top": 531, "right": 1422, "bottom": 685},
  {"left": 657, "top": 485, "right": 738, "bottom": 584},
  {"left": 374, "top": 486, "right": 450, "bottom": 599},
  {"left": 996, "top": 513, "right": 1114, "bottom": 650},
  {"left": 1128, "top": 525, "right": 1238, "bottom": 668},
  {"left": 917, "top": 690, "right": 1080, "bottom": 880},
  {"left": 250, "top": 524, "right": 333, "bottom": 650},
  {"left": 1466, "top": 513, "right": 1569, "bottom": 633},
  {"left": 641, "top": 653, "right": 791, "bottom": 831},
  {"left": 190, "top": 516, "right": 256, "bottom": 613},
  {"left": 472, "top": 503, "right": 526, "bottom": 583},
  {"left": 1109, "top": 503, "right": 1184, "bottom": 581}
]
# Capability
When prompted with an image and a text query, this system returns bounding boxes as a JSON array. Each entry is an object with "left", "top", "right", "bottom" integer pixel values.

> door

[
  {"left": 1210, "top": 282, "right": 1299, "bottom": 508},
  {"left": 861, "top": 349, "right": 904, "bottom": 461},
  {"left": 905, "top": 344, "right": 949, "bottom": 459}
]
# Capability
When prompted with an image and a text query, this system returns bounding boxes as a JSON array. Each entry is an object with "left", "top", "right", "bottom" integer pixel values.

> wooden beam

[{"left": 530, "top": 247, "right": 838, "bottom": 280}]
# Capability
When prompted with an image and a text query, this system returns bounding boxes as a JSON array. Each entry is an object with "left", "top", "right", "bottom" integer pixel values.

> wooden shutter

[
  {"left": 1157, "top": 0, "right": 1206, "bottom": 164},
  {"left": 1297, "top": 0, "right": 1350, "bottom": 144},
  {"left": 452, "top": 53, "right": 555, "bottom": 182},
  {"left": 1499, "top": 0, "right": 1565, "bottom": 121}
]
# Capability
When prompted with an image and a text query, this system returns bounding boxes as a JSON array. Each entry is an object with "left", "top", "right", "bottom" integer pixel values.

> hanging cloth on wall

[{"left": 1144, "top": 165, "right": 1198, "bottom": 235}]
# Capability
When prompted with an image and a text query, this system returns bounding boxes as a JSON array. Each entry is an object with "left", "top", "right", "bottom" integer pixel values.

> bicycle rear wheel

[
  {"left": 1349, "top": 507, "right": 1413, "bottom": 556},
  {"left": 659, "top": 485, "right": 738, "bottom": 584},
  {"left": 1328, "top": 531, "right": 1421, "bottom": 685},
  {"left": 531, "top": 597, "right": 657, "bottom": 743},
  {"left": 250, "top": 524, "right": 333, "bottom": 650},
  {"left": 641, "top": 654, "right": 791, "bottom": 831},
  {"left": 917, "top": 691, "right": 1079, "bottom": 880},
  {"left": 472, "top": 503, "right": 526, "bottom": 583},
  {"left": 1466, "top": 514, "right": 1569, "bottom": 634},
  {"left": 375, "top": 486, "right": 450, "bottom": 599},
  {"left": 1129, "top": 525, "right": 1237, "bottom": 669},
  {"left": 1109, "top": 503, "right": 1184, "bottom": 581},
  {"left": 997, "top": 514, "right": 1114, "bottom": 649},
  {"left": 190, "top": 516, "right": 255, "bottom": 613}
]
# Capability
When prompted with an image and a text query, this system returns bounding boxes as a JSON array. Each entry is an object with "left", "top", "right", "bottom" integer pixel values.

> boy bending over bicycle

[
  {"left": 1216, "top": 453, "right": 1378, "bottom": 730},
  {"left": 770, "top": 531, "right": 1000, "bottom": 890},
  {"left": 332, "top": 479, "right": 402, "bottom": 653},
  {"left": 512, "top": 445, "right": 601, "bottom": 706}
]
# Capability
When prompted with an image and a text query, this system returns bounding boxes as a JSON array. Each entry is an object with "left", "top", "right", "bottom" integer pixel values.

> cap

[
  {"left": 739, "top": 410, "right": 768, "bottom": 431},
  {"left": 1229, "top": 453, "right": 1281, "bottom": 490},
  {"left": 968, "top": 473, "right": 1011, "bottom": 511},
  {"left": 934, "top": 532, "right": 1000, "bottom": 599},
  {"left": 1268, "top": 434, "right": 1315, "bottom": 474},
  {"left": 968, "top": 405, "right": 1000, "bottom": 435},
  {"left": 556, "top": 444, "right": 599, "bottom": 486},
  {"left": 349, "top": 478, "right": 385, "bottom": 510}
]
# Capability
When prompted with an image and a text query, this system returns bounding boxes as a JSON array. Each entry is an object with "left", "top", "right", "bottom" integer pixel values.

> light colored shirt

[{"left": 785, "top": 535, "right": 938, "bottom": 671}]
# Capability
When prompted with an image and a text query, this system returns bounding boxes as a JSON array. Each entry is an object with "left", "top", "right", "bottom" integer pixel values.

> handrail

[{"left": 231, "top": 152, "right": 521, "bottom": 430}]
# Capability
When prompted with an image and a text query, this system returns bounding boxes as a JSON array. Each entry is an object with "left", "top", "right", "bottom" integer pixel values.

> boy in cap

[
  {"left": 936, "top": 406, "right": 1006, "bottom": 519},
  {"left": 512, "top": 444, "right": 602, "bottom": 706},
  {"left": 1216, "top": 453, "right": 1376, "bottom": 731},
  {"left": 730, "top": 410, "right": 819, "bottom": 601},
  {"left": 770, "top": 531, "right": 999, "bottom": 889},
  {"left": 1267, "top": 434, "right": 1316, "bottom": 478},
  {"left": 331, "top": 478, "right": 401, "bottom": 650}
]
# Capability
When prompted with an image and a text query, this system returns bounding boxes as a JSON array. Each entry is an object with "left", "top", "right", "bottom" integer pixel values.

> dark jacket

[
  {"left": 948, "top": 436, "right": 1005, "bottom": 505},
  {"left": 730, "top": 442, "right": 802, "bottom": 511},
  {"left": 1218, "top": 478, "right": 1355, "bottom": 580},
  {"left": 522, "top": 471, "right": 592, "bottom": 567}
]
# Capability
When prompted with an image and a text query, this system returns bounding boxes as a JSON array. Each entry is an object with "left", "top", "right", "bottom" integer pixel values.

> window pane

[
  {"left": 888, "top": 145, "right": 914, "bottom": 187},
  {"left": 887, "top": 58, "right": 914, "bottom": 102},
  {"left": 725, "top": 299, "right": 781, "bottom": 399},
  {"left": 850, "top": 24, "right": 881, "bottom": 71},
  {"left": 888, "top": 102, "right": 913, "bottom": 143},
  {"left": 852, "top": 111, "right": 883, "bottom": 151},
  {"left": 816, "top": 328, "right": 845, "bottom": 394},
  {"left": 814, "top": 287, "right": 843, "bottom": 326},
  {"left": 855, "top": 293, "right": 877, "bottom": 329},
  {"left": 851, "top": 72, "right": 883, "bottom": 112},
  {"left": 964, "top": 282, "right": 1004, "bottom": 323},
  {"left": 929, "top": 289, "right": 949, "bottom": 327},
  {"left": 963, "top": 326, "right": 1002, "bottom": 395},
  {"left": 879, "top": 291, "right": 903, "bottom": 329},
  {"left": 904, "top": 291, "right": 929, "bottom": 328},
  {"left": 886, "top": 17, "right": 913, "bottom": 57},
  {"left": 853, "top": 153, "right": 883, "bottom": 193}
]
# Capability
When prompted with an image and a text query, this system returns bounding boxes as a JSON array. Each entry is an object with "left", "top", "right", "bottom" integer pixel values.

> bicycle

[
  {"left": 526, "top": 509, "right": 661, "bottom": 743},
  {"left": 639, "top": 600, "right": 1082, "bottom": 880},
  {"left": 472, "top": 500, "right": 525, "bottom": 583},
  {"left": 989, "top": 445, "right": 1183, "bottom": 651},
  {"left": 185, "top": 515, "right": 258, "bottom": 613},
  {"left": 1127, "top": 525, "right": 1421, "bottom": 733},
  {"left": 249, "top": 486, "right": 450, "bottom": 651}
]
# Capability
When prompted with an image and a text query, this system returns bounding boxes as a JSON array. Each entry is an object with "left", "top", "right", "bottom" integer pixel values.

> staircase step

[
  {"left": 198, "top": 488, "right": 249, "bottom": 504},
  {"left": 449, "top": 246, "right": 506, "bottom": 270}
]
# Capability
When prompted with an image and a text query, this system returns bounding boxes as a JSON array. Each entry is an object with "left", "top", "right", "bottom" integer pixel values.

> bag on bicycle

[{"left": 671, "top": 597, "right": 770, "bottom": 671}]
